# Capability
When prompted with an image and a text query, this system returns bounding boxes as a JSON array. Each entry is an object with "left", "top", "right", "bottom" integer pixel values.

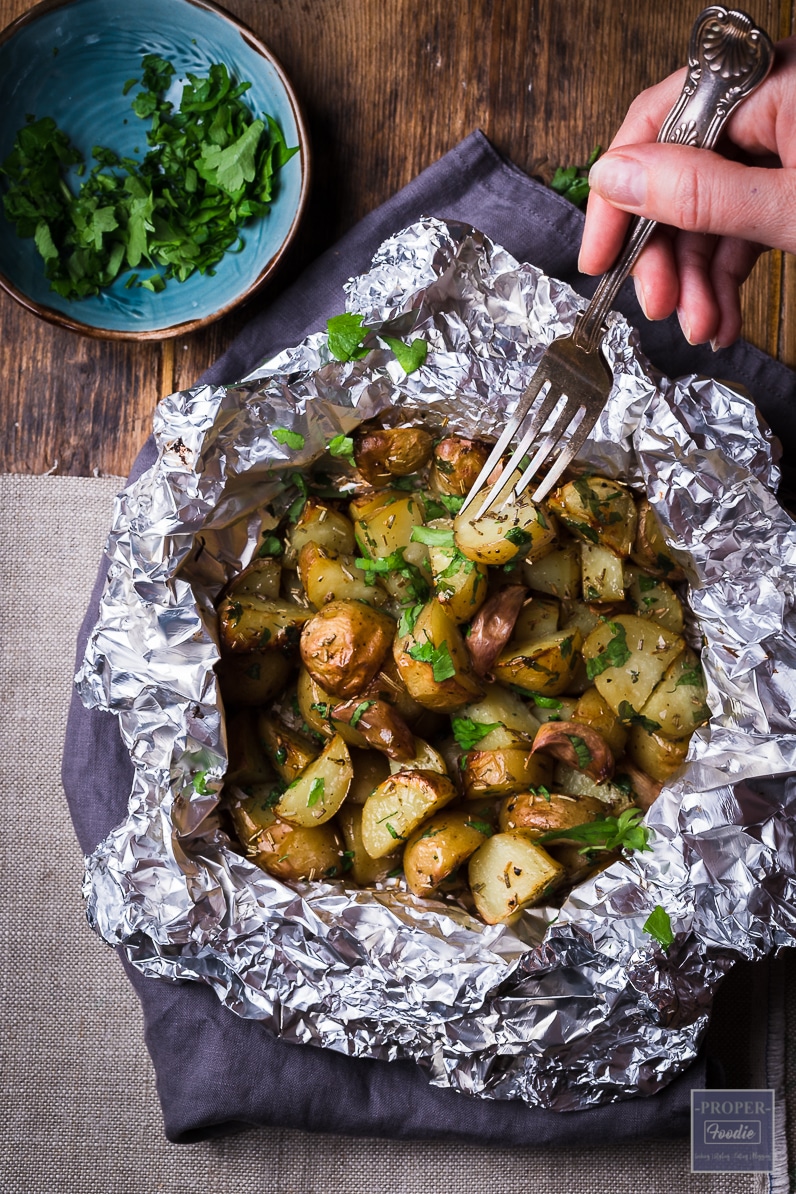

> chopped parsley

[
  {"left": 568, "top": 735, "right": 593, "bottom": 769},
  {"left": 349, "top": 700, "right": 375, "bottom": 728},
  {"left": 585, "top": 622, "right": 631, "bottom": 679},
  {"left": 407, "top": 639, "right": 457, "bottom": 682},
  {"left": 327, "top": 434, "right": 356, "bottom": 466},
  {"left": 676, "top": 668, "right": 703, "bottom": 688},
  {"left": 451, "top": 717, "right": 502, "bottom": 751},
  {"left": 465, "top": 819, "right": 493, "bottom": 836},
  {"left": 2, "top": 56, "right": 298, "bottom": 299},
  {"left": 325, "top": 313, "right": 428, "bottom": 374},
  {"left": 257, "top": 534, "right": 282, "bottom": 558},
  {"left": 410, "top": 525, "right": 456, "bottom": 549},
  {"left": 532, "top": 695, "right": 562, "bottom": 709},
  {"left": 505, "top": 526, "right": 533, "bottom": 547},
  {"left": 617, "top": 701, "right": 661, "bottom": 732},
  {"left": 272, "top": 427, "right": 305, "bottom": 450},
  {"left": 398, "top": 602, "right": 424, "bottom": 637},
  {"left": 642, "top": 904, "right": 674, "bottom": 950},
  {"left": 307, "top": 777, "right": 325, "bottom": 808},
  {"left": 549, "top": 146, "right": 601, "bottom": 208}
]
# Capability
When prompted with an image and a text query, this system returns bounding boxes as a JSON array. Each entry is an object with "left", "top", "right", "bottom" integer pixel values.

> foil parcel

[{"left": 76, "top": 217, "right": 796, "bottom": 1110}]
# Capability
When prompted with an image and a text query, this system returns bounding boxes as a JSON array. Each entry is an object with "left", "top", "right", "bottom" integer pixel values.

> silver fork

[{"left": 459, "top": 5, "right": 773, "bottom": 520}]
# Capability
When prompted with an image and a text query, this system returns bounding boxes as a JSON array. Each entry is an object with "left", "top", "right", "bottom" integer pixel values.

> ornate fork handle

[{"left": 573, "top": 5, "right": 774, "bottom": 355}]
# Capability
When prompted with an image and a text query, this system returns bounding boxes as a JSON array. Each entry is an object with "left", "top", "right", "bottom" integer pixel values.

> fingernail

[
  {"left": 678, "top": 308, "right": 694, "bottom": 345},
  {"left": 588, "top": 155, "right": 648, "bottom": 207},
  {"left": 633, "top": 275, "right": 649, "bottom": 319},
  {"left": 710, "top": 338, "right": 723, "bottom": 353}
]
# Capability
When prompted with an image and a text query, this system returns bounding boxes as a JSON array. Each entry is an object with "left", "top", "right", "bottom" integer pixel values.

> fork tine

[
  {"left": 457, "top": 367, "right": 554, "bottom": 518},
  {"left": 530, "top": 407, "right": 597, "bottom": 503},
  {"left": 501, "top": 391, "right": 584, "bottom": 507}
]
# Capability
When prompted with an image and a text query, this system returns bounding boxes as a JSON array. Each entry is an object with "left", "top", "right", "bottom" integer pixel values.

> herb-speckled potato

[
  {"left": 639, "top": 649, "right": 709, "bottom": 740},
  {"left": 227, "top": 789, "right": 346, "bottom": 881},
  {"left": 625, "top": 724, "right": 690, "bottom": 782},
  {"left": 403, "top": 808, "right": 493, "bottom": 897},
  {"left": 219, "top": 595, "right": 312, "bottom": 654},
  {"left": 275, "top": 732, "right": 354, "bottom": 827},
  {"left": 393, "top": 599, "right": 483, "bottom": 711},
  {"left": 298, "top": 542, "right": 388, "bottom": 608},
  {"left": 463, "top": 725, "right": 553, "bottom": 799},
  {"left": 361, "top": 769, "right": 457, "bottom": 858},
  {"left": 355, "top": 425, "right": 434, "bottom": 486},
  {"left": 631, "top": 499, "right": 685, "bottom": 580},
  {"left": 300, "top": 600, "right": 396, "bottom": 698},
  {"left": 581, "top": 615, "right": 684, "bottom": 715},
  {"left": 288, "top": 498, "right": 356, "bottom": 560},
  {"left": 499, "top": 790, "right": 605, "bottom": 835},
  {"left": 493, "top": 627, "right": 583, "bottom": 697},
  {"left": 468, "top": 831, "right": 564, "bottom": 923},
  {"left": 453, "top": 475, "right": 557, "bottom": 566},
  {"left": 338, "top": 804, "right": 401, "bottom": 884},
  {"left": 431, "top": 435, "right": 491, "bottom": 496},
  {"left": 548, "top": 476, "right": 638, "bottom": 558},
  {"left": 257, "top": 712, "right": 319, "bottom": 782}
]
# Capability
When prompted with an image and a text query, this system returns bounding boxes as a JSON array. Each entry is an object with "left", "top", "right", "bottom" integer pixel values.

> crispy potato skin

[
  {"left": 392, "top": 600, "right": 483, "bottom": 712},
  {"left": 499, "top": 790, "right": 605, "bottom": 835},
  {"left": 432, "top": 435, "right": 491, "bottom": 496},
  {"left": 227, "top": 794, "right": 345, "bottom": 881},
  {"left": 403, "top": 809, "right": 491, "bottom": 897},
  {"left": 300, "top": 600, "right": 396, "bottom": 698},
  {"left": 355, "top": 426, "right": 434, "bottom": 486}
]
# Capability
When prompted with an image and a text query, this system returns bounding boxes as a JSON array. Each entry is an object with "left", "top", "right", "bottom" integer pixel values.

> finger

[
  {"left": 629, "top": 229, "right": 680, "bottom": 321},
  {"left": 586, "top": 143, "right": 796, "bottom": 254},
  {"left": 709, "top": 237, "right": 764, "bottom": 349},
  {"left": 579, "top": 190, "right": 633, "bottom": 275},
  {"left": 673, "top": 232, "right": 719, "bottom": 345}
]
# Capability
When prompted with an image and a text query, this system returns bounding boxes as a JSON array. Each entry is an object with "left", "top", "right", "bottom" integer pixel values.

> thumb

[{"left": 588, "top": 143, "right": 796, "bottom": 255}]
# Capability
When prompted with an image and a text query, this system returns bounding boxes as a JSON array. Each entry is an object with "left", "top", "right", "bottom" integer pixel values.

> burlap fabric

[{"left": 1, "top": 471, "right": 791, "bottom": 1192}]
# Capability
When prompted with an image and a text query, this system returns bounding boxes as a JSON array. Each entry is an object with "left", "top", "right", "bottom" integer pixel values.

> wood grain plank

[{"left": 0, "top": 0, "right": 792, "bottom": 476}]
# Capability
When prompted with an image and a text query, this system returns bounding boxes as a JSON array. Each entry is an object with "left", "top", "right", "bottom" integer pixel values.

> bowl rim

[{"left": 0, "top": 0, "right": 311, "bottom": 341}]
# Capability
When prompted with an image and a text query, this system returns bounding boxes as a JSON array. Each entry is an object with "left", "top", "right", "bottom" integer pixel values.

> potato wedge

[
  {"left": 493, "top": 627, "right": 583, "bottom": 697},
  {"left": 257, "top": 713, "right": 320, "bottom": 783},
  {"left": 218, "top": 595, "right": 312, "bottom": 654},
  {"left": 625, "top": 724, "right": 689, "bottom": 783},
  {"left": 221, "top": 555, "right": 282, "bottom": 602},
  {"left": 355, "top": 426, "right": 433, "bottom": 486},
  {"left": 499, "top": 790, "right": 605, "bottom": 835},
  {"left": 422, "top": 521, "right": 489, "bottom": 624},
  {"left": 522, "top": 542, "right": 580, "bottom": 600},
  {"left": 298, "top": 543, "right": 388, "bottom": 608},
  {"left": 393, "top": 599, "right": 483, "bottom": 711},
  {"left": 361, "top": 769, "right": 457, "bottom": 858},
  {"left": 295, "top": 666, "right": 369, "bottom": 747},
  {"left": 548, "top": 476, "right": 638, "bottom": 558},
  {"left": 511, "top": 593, "right": 560, "bottom": 641},
  {"left": 574, "top": 686, "right": 628, "bottom": 756},
  {"left": 458, "top": 682, "right": 542, "bottom": 740},
  {"left": 388, "top": 737, "right": 448, "bottom": 775},
  {"left": 289, "top": 498, "right": 356, "bottom": 559},
  {"left": 468, "top": 831, "right": 564, "bottom": 923},
  {"left": 403, "top": 809, "right": 492, "bottom": 897},
  {"left": 227, "top": 790, "right": 346, "bottom": 882},
  {"left": 640, "top": 649, "right": 709, "bottom": 741},
  {"left": 275, "top": 732, "right": 353, "bottom": 826},
  {"left": 300, "top": 600, "right": 396, "bottom": 697},
  {"left": 631, "top": 499, "right": 685, "bottom": 580},
  {"left": 338, "top": 804, "right": 401, "bottom": 884},
  {"left": 625, "top": 565, "right": 684, "bottom": 635},
  {"left": 348, "top": 748, "right": 392, "bottom": 804},
  {"left": 581, "top": 542, "right": 626, "bottom": 603},
  {"left": 582, "top": 614, "right": 684, "bottom": 714},
  {"left": 331, "top": 697, "right": 415, "bottom": 760},
  {"left": 463, "top": 727, "right": 553, "bottom": 799},
  {"left": 453, "top": 473, "right": 557, "bottom": 566},
  {"left": 432, "top": 435, "right": 491, "bottom": 496}
]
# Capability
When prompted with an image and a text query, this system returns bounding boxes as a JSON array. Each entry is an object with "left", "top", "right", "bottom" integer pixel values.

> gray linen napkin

[{"left": 62, "top": 130, "right": 795, "bottom": 1144}]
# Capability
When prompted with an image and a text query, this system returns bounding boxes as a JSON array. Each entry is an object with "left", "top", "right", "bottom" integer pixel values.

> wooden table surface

[{"left": 1, "top": 0, "right": 794, "bottom": 478}]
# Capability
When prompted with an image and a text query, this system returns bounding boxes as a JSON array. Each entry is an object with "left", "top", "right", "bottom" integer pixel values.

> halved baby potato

[
  {"left": 298, "top": 542, "right": 388, "bottom": 608},
  {"left": 625, "top": 565, "right": 684, "bottom": 635},
  {"left": 275, "top": 732, "right": 354, "bottom": 827},
  {"left": 574, "top": 686, "right": 628, "bottom": 756},
  {"left": 403, "top": 808, "right": 492, "bottom": 898},
  {"left": 218, "top": 595, "right": 312, "bottom": 654},
  {"left": 582, "top": 614, "right": 684, "bottom": 714},
  {"left": 227, "top": 790, "right": 346, "bottom": 882},
  {"left": 548, "top": 476, "right": 638, "bottom": 558},
  {"left": 499, "top": 789, "right": 605, "bottom": 835},
  {"left": 581, "top": 542, "right": 626, "bottom": 603},
  {"left": 338, "top": 803, "right": 401, "bottom": 885},
  {"left": 355, "top": 425, "right": 434, "bottom": 486},
  {"left": 423, "top": 519, "right": 489, "bottom": 624},
  {"left": 288, "top": 498, "right": 356, "bottom": 560},
  {"left": 468, "top": 830, "right": 564, "bottom": 923},
  {"left": 393, "top": 599, "right": 483, "bottom": 711},
  {"left": 522, "top": 542, "right": 580, "bottom": 601},
  {"left": 257, "top": 713, "right": 320, "bottom": 783},
  {"left": 458, "top": 682, "right": 542, "bottom": 740},
  {"left": 453, "top": 471, "right": 557, "bottom": 566},
  {"left": 631, "top": 498, "right": 685, "bottom": 580},
  {"left": 463, "top": 725, "right": 553, "bottom": 799},
  {"left": 625, "top": 724, "right": 690, "bottom": 783},
  {"left": 493, "top": 627, "right": 583, "bottom": 697},
  {"left": 639, "top": 649, "right": 709, "bottom": 740},
  {"left": 361, "top": 769, "right": 457, "bottom": 858}
]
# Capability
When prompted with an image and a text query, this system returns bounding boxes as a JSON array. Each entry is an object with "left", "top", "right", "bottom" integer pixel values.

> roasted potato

[
  {"left": 574, "top": 686, "right": 628, "bottom": 755},
  {"left": 422, "top": 519, "right": 489, "bottom": 624},
  {"left": 581, "top": 615, "right": 684, "bottom": 715},
  {"left": 275, "top": 732, "right": 354, "bottom": 827},
  {"left": 257, "top": 712, "right": 320, "bottom": 782},
  {"left": 431, "top": 435, "right": 491, "bottom": 496},
  {"left": 361, "top": 769, "right": 457, "bottom": 858},
  {"left": 625, "top": 565, "right": 685, "bottom": 635},
  {"left": 330, "top": 696, "right": 415, "bottom": 760},
  {"left": 639, "top": 649, "right": 709, "bottom": 740},
  {"left": 463, "top": 725, "right": 553, "bottom": 799},
  {"left": 499, "top": 790, "right": 605, "bottom": 835},
  {"left": 300, "top": 600, "right": 396, "bottom": 697},
  {"left": 403, "top": 808, "right": 492, "bottom": 897},
  {"left": 393, "top": 599, "right": 483, "bottom": 711},
  {"left": 355, "top": 425, "right": 434, "bottom": 486},
  {"left": 227, "top": 789, "right": 346, "bottom": 881},
  {"left": 631, "top": 498, "right": 685, "bottom": 580},
  {"left": 218, "top": 595, "right": 312, "bottom": 654},
  {"left": 453, "top": 475, "right": 557, "bottom": 567},
  {"left": 493, "top": 627, "right": 583, "bottom": 697},
  {"left": 338, "top": 804, "right": 401, "bottom": 884},
  {"left": 468, "top": 831, "right": 564, "bottom": 923},
  {"left": 215, "top": 651, "right": 294, "bottom": 707},
  {"left": 548, "top": 476, "right": 638, "bottom": 558},
  {"left": 625, "top": 724, "right": 690, "bottom": 783},
  {"left": 580, "top": 542, "right": 626, "bottom": 603},
  {"left": 522, "top": 542, "right": 580, "bottom": 601},
  {"left": 298, "top": 542, "right": 388, "bottom": 608},
  {"left": 288, "top": 498, "right": 356, "bottom": 559},
  {"left": 221, "top": 554, "right": 282, "bottom": 602}
]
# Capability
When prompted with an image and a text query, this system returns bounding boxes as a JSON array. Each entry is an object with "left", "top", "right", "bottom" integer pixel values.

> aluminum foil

[{"left": 76, "top": 217, "right": 796, "bottom": 1110}]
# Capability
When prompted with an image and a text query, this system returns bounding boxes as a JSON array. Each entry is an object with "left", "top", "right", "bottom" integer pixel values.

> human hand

[{"left": 578, "top": 38, "right": 796, "bottom": 350}]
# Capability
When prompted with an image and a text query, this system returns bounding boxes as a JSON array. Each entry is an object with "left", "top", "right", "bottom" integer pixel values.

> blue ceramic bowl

[{"left": 0, "top": 0, "right": 309, "bottom": 338}]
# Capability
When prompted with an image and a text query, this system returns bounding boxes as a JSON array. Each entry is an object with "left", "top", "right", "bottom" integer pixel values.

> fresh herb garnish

[
  {"left": 272, "top": 427, "right": 305, "bottom": 451},
  {"left": 258, "top": 534, "right": 282, "bottom": 558},
  {"left": 532, "top": 695, "right": 562, "bottom": 709},
  {"left": 568, "top": 735, "right": 593, "bottom": 769},
  {"left": 537, "top": 807, "right": 652, "bottom": 855},
  {"left": 307, "top": 777, "right": 325, "bottom": 808},
  {"left": 505, "top": 527, "right": 533, "bottom": 547},
  {"left": 465, "top": 819, "right": 493, "bottom": 836},
  {"left": 410, "top": 525, "right": 456, "bottom": 549},
  {"left": 451, "top": 717, "right": 502, "bottom": 751},
  {"left": 398, "top": 602, "right": 424, "bottom": 637},
  {"left": 585, "top": 622, "right": 631, "bottom": 679},
  {"left": 549, "top": 145, "right": 601, "bottom": 209},
  {"left": 325, "top": 313, "right": 428, "bottom": 374},
  {"left": 642, "top": 904, "right": 674, "bottom": 950},
  {"left": 380, "top": 334, "right": 428, "bottom": 375},
  {"left": 676, "top": 668, "right": 703, "bottom": 688},
  {"left": 327, "top": 434, "right": 356, "bottom": 466},
  {"left": 408, "top": 639, "right": 457, "bottom": 682},
  {"left": 349, "top": 700, "right": 375, "bottom": 728},
  {"left": 1, "top": 56, "right": 298, "bottom": 299},
  {"left": 617, "top": 701, "right": 661, "bottom": 732}
]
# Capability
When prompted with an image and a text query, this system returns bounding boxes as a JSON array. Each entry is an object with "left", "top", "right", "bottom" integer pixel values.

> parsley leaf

[
  {"left": 326, "top": 313, "right": 370, "bottom": 361},
  {"left": 410, "top": 525, "right": 456, "bottom": 548},
  {"left": 398, "top": 602, "right": 424, "bottom": 637},
  {"left": 408, "top": 639, "right": 457, "bottom": 682},
  {"left": 327, "top": 434, "right": 356, "bottom": 466},
  {"left": 568, "top": 735, "right": 593, "bottom": 769},
  {"left": 536, "top": 807, "right": 652, "bottom": 855},
  {"left": 676, "top": 667, "right": 703, "bottom": 688},
  {"left": 451, "top": 717, "right": 502, "bottom": 751},
  {"left": 272, "top": 427, "right": 305, "bottom": 450},
  {"left": 617, "top": 701, "right": 661, "bottom": 732},
  {"left": 349, "top": 700, "right": 375, "bottom": 728},
  {"left": 380, "top": 334, "right": 428, "bottom": 374},
  {"left": 307, "top": 777, "right": 325, "bottom": 808},
  {"left": 643, "top": 904, "right": 674, "bottom": 950},
  {"left": 585, "top": 621, "right": 631, "bottom": 679}
]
